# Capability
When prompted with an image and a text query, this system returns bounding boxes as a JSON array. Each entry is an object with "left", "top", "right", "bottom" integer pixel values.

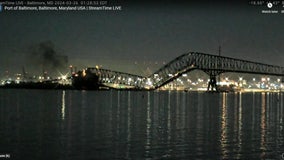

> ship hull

[{"left": 72, "top": 69, "right": 100, "bottom": 90}]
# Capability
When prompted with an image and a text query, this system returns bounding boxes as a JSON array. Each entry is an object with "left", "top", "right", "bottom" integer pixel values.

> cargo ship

[{"left": 71, "top": 68, "right": 101, "bottom": 90}]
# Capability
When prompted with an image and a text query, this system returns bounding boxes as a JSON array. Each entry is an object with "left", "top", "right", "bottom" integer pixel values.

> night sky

[{"left": 0, "top": 1, "right": 284, "bottom": 77}]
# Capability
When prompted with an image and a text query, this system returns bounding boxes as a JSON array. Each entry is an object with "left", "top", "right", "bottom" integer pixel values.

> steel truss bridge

[
  {"left": 87, "top": 68, "right": 145, "bottom": 89},
  {"left": 88, "top": 52, "right": 284, "bottom": 90}
]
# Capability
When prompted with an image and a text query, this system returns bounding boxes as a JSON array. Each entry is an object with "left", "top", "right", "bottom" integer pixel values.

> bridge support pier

[
  {"left": 207, "top": 75, "right": 218, "bottom": 91},
  {"left": 205, "top": 70, "right": 223, "bottom": 92}
]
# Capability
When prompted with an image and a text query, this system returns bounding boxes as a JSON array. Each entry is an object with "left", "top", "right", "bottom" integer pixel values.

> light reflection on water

[
  {"left": 61, "top": 90, "right": 65, "bottom": 120},
  {"left": 0, "top": 90, "right": 284, "bottom": 159},
  {"left": 220, "top": 93, "right": 228, "bottom": 159}
]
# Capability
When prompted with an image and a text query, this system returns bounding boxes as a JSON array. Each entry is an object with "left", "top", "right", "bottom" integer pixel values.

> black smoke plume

[{"left": 27, "top": 41, "right": 68, "bottom": 75}]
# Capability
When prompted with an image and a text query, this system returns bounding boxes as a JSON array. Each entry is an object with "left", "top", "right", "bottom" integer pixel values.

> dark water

[{"left": 0, "top": 89, "right": 284, "bottom": 160}]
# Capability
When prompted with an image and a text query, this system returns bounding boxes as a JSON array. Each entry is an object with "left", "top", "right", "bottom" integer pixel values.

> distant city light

[
  {"left": 61, "top": 75, "right": 67, "bottom": 80},
  {"left": 82, "top": 69, "right": 86, "bottom": 77}
]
